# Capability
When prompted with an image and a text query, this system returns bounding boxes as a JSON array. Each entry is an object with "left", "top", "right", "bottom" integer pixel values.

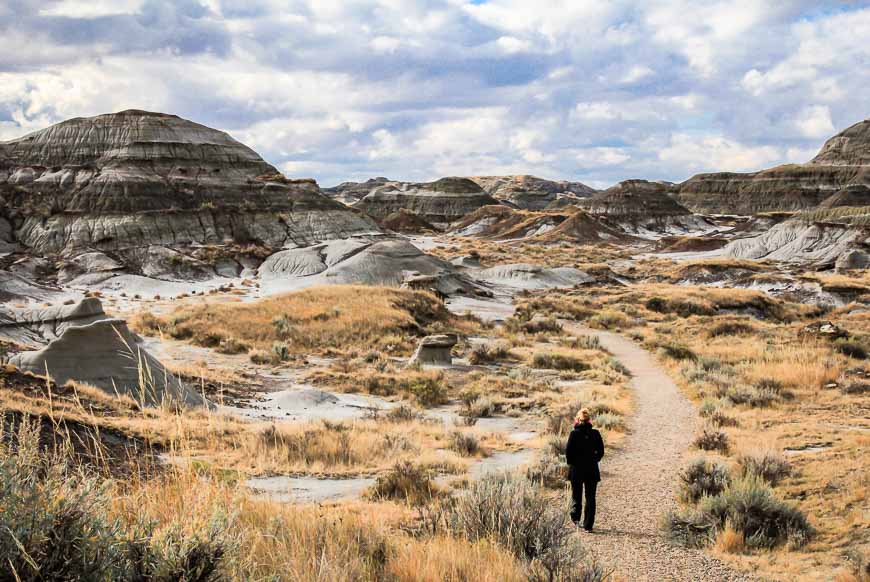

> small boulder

[
  {"left": 409, "top": 333, "right": 458, "bottom": 366},
  {"left": 800, "top": 321, "right": 847, "bottom": 340}
]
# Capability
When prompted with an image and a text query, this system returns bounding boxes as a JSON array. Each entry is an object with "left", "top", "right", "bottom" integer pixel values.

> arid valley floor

[{"left": 1, "top": 111, "right": 868, "bottom": 581}]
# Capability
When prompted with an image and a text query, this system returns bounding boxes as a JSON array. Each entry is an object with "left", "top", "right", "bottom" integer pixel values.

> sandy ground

[{"left": 568, "top": 325, "right": 760, "bottom": 582}]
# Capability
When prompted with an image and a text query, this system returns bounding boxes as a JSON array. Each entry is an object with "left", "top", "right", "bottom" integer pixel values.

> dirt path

[{"left": 568, "top": 326, "right": 759, "bottom": 582}]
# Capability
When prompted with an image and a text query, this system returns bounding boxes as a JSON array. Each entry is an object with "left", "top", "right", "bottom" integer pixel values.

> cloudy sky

[{"left": 1, "top": 1, "right": 868, "bottom": 188}]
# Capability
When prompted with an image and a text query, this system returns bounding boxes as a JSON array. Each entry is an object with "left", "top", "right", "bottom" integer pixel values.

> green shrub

[
  {"left": 593, "top": 411, "right": 624, "bottom": 431},
  {"left": 722, "top": 384, "right": 777, "bottom": 407},
  {"left": 468, "top": 341, "right": 512, "bottom": 365},
  {"left": 366, "top": 461, "right": 437, "bottom": 506},
  {"left": 693, "top": 424, "right": 729, "bottom": 453},
  {"left": 447, "top": 474, "right": 605, "bottom": 581},
  {"left": 0, "top": 422, "right": 234, "bottom": 581},
  {"left": 531, "top": 352, "right": 589, "bottom": 372},
  {"left": 409, "top": 376, "right": 448, "bottom": 406},
  {"left": 658, "top": 343, "right": 697, "bottom": 361},
  {"left": 665, "top": 477, "right": 812, "bottom": 550},
  {"left": 450, "top": 431, "right": 482, "bottom": 457},
  {"left": 678, "top": 457, "right": 730, "bottom": 503},
  {"left": 835, "top": 339, "right": 868, "bottom": 360},
  {"left": 526, "top": 453, "right": 567, "bottom": 489},
  {"left": 737, "top": 450, "right": 791, "bottom": 486},
  {"left": 708, "top": 321, "right": 756, "bottom": 337}
]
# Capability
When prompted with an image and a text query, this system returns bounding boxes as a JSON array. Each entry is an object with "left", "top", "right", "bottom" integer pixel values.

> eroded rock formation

[
  {"left": 0, "top": 110, "right": 379, "bottom": 258},
  {"left": 354, "top": 177, "right": 499, "bottom": 226},
  {"left": 677, "top": 119, "right": 870, "bottom": 214},
  {"left": 469, "top": 175, "right": 596, "bottom": 210}
]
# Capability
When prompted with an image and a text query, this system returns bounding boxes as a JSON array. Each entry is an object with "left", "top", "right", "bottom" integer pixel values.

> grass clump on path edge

[{"left": 664, "top": 476, "right": 812, "bottom": 551}]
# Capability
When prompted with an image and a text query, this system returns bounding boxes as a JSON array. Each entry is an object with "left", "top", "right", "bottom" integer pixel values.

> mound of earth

[
  {"left": 354, "top": 177, "right": 500, "bottom": 226},
  {"left": 581, "top": 180, "right": 717, "bottom": 238},
  {"left": 475, "top": 263, "right": 593, "bottom": 290},
  {"left": 469, "top": 175, "right": 596, "bottom": 210},
  {"left": 323, "top": 177, "right": 392, "bottom": 205},
  {"left": 451, "top": 205, "right": 566, "bottom": 239},
  {"left": 677, "top": 119, "right": 870, "bottom": 214},
  {"left": 380, "top": 209, "right": 438, "bottom": 233},
  {"left": 10, "top": 316, "right": 207, "bottom": 408},
  {"left": 0, "top": 110, "right": 379, "bottom": 269},
  {"left": 258, "top": 238, "right": 489, "bottom": 297}
]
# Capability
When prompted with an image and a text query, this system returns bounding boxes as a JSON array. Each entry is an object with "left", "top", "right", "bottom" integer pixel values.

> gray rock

[
  {"left": 469, "top": 175, "right": 596, "bottom": 210},
  {"left": 58, "top": 251, "right": 124, "bottom": 284},
  {"left": 835, "top": 249, "right": 870, "bottom": 272},
  {"left": 11, "top": 318, "right": 209, "bottom": 408},
  {"left": 0, "top": 110, "right": 380, "bottom": 256},
  {"left": 409, "top": 333, "right": 458, "bottom": 366},
  {"left": 259, "top": 237, "right": 489, "bottom": 297},
  {"left": 355, "top": 177, "right": 499, "bottom": 226},
  {"left": 0, "top": 297, "right": 109, "bottom": 347}
]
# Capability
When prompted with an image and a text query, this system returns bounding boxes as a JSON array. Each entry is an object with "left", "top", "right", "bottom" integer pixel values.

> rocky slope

[
  {"left": 323, "top": 177, "right": 392, "bottom": 205},
  {"left": 581, "top": 180, "right": 717, "bottom": 238},
  {"left": 0, "top": 110, "right": 379, "bottom": 258},
  {"left": 469, "top": 175, "right": 596, "bottom": 210},
  {"left": 677, "top": 119, "right": 870, "bottom": 214},
  {"left": 354, "top": 177, "right": 499, "bottom": 226}
]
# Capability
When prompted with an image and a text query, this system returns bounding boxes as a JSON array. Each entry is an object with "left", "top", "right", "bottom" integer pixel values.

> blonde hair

[{"left": 574, "top": 407, "right": 591, "bottom": 424}]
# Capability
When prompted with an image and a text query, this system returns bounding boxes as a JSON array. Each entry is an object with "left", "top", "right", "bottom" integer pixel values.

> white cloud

[
  {"left": 659, "top": 133, "right": 783, "bottom": 174},
  {"left": 794, "top": 105, "right": 834, "bottom": 138},
  {"left": 0, "top": 1, "right": 867, "bottom": 187},
  {"left": 575, "top": 147, "right": 630, "bottom": 167},
  {"left": 621, "top": 65, "right": 653, "bottom": 84},
  {"left": 39, "top": 0, "right": 145, "bottom": 18}
]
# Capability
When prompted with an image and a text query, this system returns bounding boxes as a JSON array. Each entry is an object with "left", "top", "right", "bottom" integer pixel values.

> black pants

[{"left": 570, "top": 477, "right": 598, "bottom": 529}]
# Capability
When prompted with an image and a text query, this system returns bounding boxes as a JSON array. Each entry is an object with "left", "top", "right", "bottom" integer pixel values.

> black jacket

[{"left": 565, "top": 422, "right": 604, "bottom": 482}]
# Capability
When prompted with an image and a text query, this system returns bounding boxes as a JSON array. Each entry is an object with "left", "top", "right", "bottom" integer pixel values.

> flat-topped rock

[{"left": 409, "top": 333, "right": 458, "bottom": 366}]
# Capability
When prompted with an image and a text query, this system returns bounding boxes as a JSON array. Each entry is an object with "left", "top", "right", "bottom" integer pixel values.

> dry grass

[{"left": 131, "top": 285, "right": 475, "bottom": 356}]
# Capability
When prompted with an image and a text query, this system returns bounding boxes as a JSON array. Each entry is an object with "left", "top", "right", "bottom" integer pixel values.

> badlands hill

[
  {"left": 0, "top": 110, "right": 378, "bottom": 256},
  {"left": 677, "top": 119, "right": 870, "bottom": 214},
  {"left": 323, "top": 177, "right": 392, "bottom": 205},
  {"left": 354, "top": 177, "right": 499, "bottom": 226},
  {"left": 469, "top": 175, "right": 596, "bottom": 210}
]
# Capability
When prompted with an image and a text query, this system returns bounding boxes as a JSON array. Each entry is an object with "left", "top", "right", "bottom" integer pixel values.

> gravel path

[{"left": 569, "top": 326, "right": 759, "bottom": 582}]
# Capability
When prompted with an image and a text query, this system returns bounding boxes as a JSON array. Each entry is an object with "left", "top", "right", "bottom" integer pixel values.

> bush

[
  {"left": 646, "top": 297, "right": 715, "bottom": 318},
  {"left": 462, "top": 395, "right": 496, "bottom": 419},
  {"left": 450, "top": 431, "right": 482, "bottom": 457},
  {"left": 658, "top": 343, "right": 696, "bottom": 361},
  {"left": 573, "top": 335, "right": 601, "bottom": 350},
  {"left": 737, "top": 450, "right": 791, "bottom": 486},
  {"left": 385, "top": 404, "right": 422, "bottom": 423},
  {"left": 721, "top": 384, "right": 777, "bottom": 407},
  {"left": 678, "top": 457, "right": 730, "bottom": 503},
  {"left": 0, "top": 423, "right": 233, "bottom": 581},
  {"left": 531, "top": 352, "right": 590, "bottom": 372},
  {"left": 606, "top": 356, "right": 630, "bottom": 377},
  {"left": 522, "top": 317, "right": 563, "bottom": 334},
  {"left": 835, "top": 339, "right": 868, "bottom": 360},
  {"left": 665, "top": 477, "right": 812, "bottom": 550},
  {"left": 408, "top": 376, "right": 449, "bottom": 407},
  {"left": 708, "top": 321, "right": 756, "bottom": 337},
  {"left": 593, "top": 411, "right": 624, "bottom": 431},
  {"left": 693, "top": 424, "right": 729, "bottom": 453},
  {"left": 468, "top": 341, "right": 512, "bottom": 364},
  {"left": 547, "top": 401, "right": 583, "bottom": 436},
  {"left": 367, "top": 461, "right": 437, "bottom": 505},
  {"left": 588, "top": 310, "right": 630, "bottom": 330},
  {"left": 526, "top": 453, "right": 567, "bottom": 489},
  {"left": 447, "top": 475, "right": 604, "bottom": 581}
]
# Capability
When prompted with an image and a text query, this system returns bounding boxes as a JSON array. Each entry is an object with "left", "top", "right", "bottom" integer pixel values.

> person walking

[{"left": 565, "top": 407, "right": 604, "bottom": 532}]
